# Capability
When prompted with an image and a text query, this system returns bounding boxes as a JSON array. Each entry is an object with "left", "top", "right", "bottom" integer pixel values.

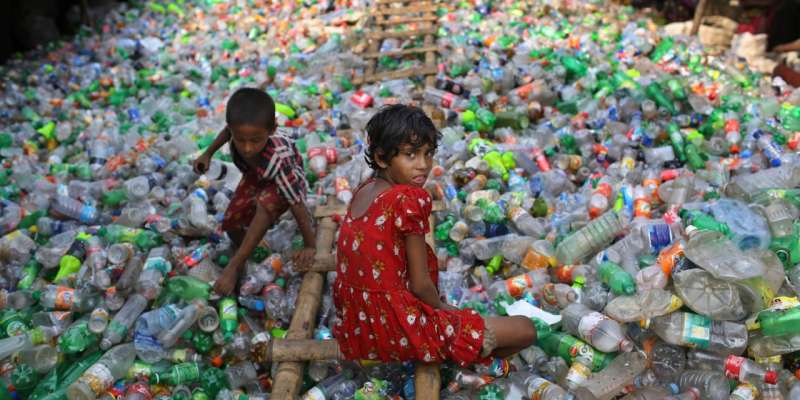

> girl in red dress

[{"left": 332, "top": 104, "right": 538, "bottom": 368}]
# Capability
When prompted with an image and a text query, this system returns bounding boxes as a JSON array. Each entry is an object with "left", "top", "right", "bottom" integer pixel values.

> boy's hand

[
  {"left": 213, "top": 266, "right": 238, "bottom": 296},
  {"left": 193, "top": 152, "right": 212, "bottom": 175},
  {"left": 292, "top": 247, "right": 316, "bottom": 271}
]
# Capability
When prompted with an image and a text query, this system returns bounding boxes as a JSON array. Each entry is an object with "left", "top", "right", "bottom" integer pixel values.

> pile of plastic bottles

[{"left": 1, "top": 0, "right": 800, "bottom": 399}]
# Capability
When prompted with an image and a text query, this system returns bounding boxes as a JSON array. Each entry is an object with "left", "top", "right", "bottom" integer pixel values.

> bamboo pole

[
  {"left": 414, "top": 364, "right": 441, "bottom": 399},
  {"left": 690, "top": 0, "right": 710, "bottom": 36},
  {"left": 270, "top": 218, "right": 336, "bottom": 399},
  {"left": 254, "top": 339, "right": 343, "bottom": 363}
]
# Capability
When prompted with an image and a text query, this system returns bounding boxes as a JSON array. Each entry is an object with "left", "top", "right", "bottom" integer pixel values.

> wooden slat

[
  {"left": 270, "top": 218, "right": 336, "bottom": 400},
  {"left": 259, "top": 339, "right": 343, "bottom": 362},
  {"left": 362, "top": 45, "right": 439, "bottom": 59},
  {"left": 415, "top": 364, "right": 441, "bottom": 400},
  {"left": 376, "top": 15, "right": 438, "bottom": 25},
  {"left": 354, "top": 63, "right": 438, "bottom": 85},
  {"left": 367, "top": 26, "right": 437, "bottom": 40},
  {"left": 423, "top": 14, "right": 437, "bottom": 87},
  {"left": 371, "top": 4, "right": 439, "bottom": 16}
]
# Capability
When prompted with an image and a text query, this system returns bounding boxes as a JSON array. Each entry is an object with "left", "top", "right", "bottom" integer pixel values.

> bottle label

[
  {"left": 569, "top": 340, "right": 597, "bottom": 370},
  {"left": 505, "top": 273, "right": 533, "bottom": 298},
  {"left": 578, "top": 312, "right": 608, "bottom": 344},
  {"left": 724, "top": 355, "right": 745, "bottom": 380},
  {"left": 565, "top": 362, "right": 591, "bottom": 387},
  {"left": 528, "top": 377, "right": 551, "bottom": 400},
  {"left": 220, "top": 299, "right": 237, "bottom": 320},
  {"left": 303, "top": 387, "right": 326, "bottom": 400},
  {"left": 55, "top": 287, "right": 75, "bottom": 310},
  {"left": 79, "top": 205, "right": 96, "bottom": 223},
  {"left": 681, "top": 313, "right": 711, "bottom": 348},
  {"left": 730, "top": 383, "right": 758, "bottom": 400},
  {"left": 645, "top": 223, "right": 673, "bottom": 253},
  {"left": 441, "top": 93, "right": 454, "bottom": 108},
  {"left": 82, "top": 363, "right": 115, "bottom": 395}
]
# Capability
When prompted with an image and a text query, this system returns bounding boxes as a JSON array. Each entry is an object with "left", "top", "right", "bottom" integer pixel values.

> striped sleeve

[{"left": 259, "top": 135, "right": 308, "bottom": 205}]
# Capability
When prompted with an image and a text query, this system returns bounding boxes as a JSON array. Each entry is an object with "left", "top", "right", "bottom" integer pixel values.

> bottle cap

[{"left": 765, "top": 370, "right": 778, "bottom": 385}]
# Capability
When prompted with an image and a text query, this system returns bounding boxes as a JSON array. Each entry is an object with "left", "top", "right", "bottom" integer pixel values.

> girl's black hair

[{"left": 364, "top": 104, "right": 441, "bottom": 170}]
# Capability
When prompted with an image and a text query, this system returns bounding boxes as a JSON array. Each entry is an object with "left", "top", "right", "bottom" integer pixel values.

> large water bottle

[
  {"left": 51, "top": 195, "right": 110, "bottom": 225},
  {"left": 560, "top": 303, "right": 633, "bottom": 353},
  {"left": 67, "top": 343, "right": 136, "bottom": 400},
  {"left": 683, "top": 228, "right": 765, "bottom": 281},
  {"left": 645, "top": 311, "right": 748, "bottom": 355},
  {"left": 124, "top": 172, "right": 165, "bottom": 200},
  {"left": 555, "top": 209, "right": 628, "bottom": 265},
  {"left": 100, "top": 294, "right": 148, "bottom": 350},
  {"left": 676, "top": 370, "right": 730, "bottom": 400},
  {"left": 706, "top": 198, "right": 771, "bottom": 250},
  {"left": 672, "top": 269, "right": 747, "bottom": 321}
]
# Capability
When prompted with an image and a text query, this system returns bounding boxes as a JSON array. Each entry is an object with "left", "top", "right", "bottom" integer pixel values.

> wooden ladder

[
  {"left": 267, "top": 196, "right": 445, "bottom": 399},
  {"left": 354, "top": 0, "right": 441, "bottom": 86}
]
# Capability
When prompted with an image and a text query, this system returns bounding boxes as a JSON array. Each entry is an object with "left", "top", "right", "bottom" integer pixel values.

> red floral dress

[{"left": 332, "top": 182, "right": 487, "bottom": 367}]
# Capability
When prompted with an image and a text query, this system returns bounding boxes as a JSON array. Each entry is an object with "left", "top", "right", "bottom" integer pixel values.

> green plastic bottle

[
  {"left": 201, "top": 367, "right": 228, "bottom": 398},
  {"left": 679, "top": 209, "right": 731, "bottom": 237},
  {"left": 649, "top": 37, "right": 674, "bottom": 62},
  {"left": 666, "top": 123, "right": 686, "bottom": 162},
  {"left": 539, "top": 331, "right": 612, "bottom": 372},
  {"left": 597, "top": 261, "right": 636, "bottom": 295},
  {"left": 97, "top": 224, "right": 162, "bottom": 250},
  {"left": 758, "top": 304, "right": 800, "bottom": 337},
  {"left": 153, "top": 362, "right": 202, "bottom": 385},
  {"left": 646, "top": 83, "right": 677, "bottom": 115},
  {"left": 58, "top": 319, "right": 99, "bottom": 354},
  {"left": 560, "top": 55, "right": 588, "bottom": 79},
  {"left": 219, "top": 297, "right": 238, "bottom": 341},
  {"left": 166, "top": 276, "right": 211, "bottom": 302}
]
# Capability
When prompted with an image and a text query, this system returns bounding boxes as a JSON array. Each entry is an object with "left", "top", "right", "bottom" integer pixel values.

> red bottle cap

[{"left": 765, "top": 370, "right": 778, "bottom": 385}]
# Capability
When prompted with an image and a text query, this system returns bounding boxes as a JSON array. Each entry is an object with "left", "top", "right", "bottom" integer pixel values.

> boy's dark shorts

[{"left": 221, "top": 172, "right": 290, "bottom": 232}]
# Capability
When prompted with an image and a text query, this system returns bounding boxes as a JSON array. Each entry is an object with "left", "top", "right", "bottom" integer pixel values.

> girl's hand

[
  {"left": 292, "top": 247, "right": 316, "bottom": 271},
  {"left": 213, "top": 266, "right": 238, "bottom": 296},
  {"left": 193, "top": 152, "right": 212, "bottom": 175}
]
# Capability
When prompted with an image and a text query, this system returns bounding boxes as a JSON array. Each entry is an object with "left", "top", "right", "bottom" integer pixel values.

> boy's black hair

[
  {"left": 225, "top": 88, "right": 276, "bottom": 130},
  {"left": 364, "top": 104, "right": 440, "bottom": 170}
]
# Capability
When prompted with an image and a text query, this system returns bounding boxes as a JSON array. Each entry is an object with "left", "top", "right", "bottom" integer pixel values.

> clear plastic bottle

[
  {"left": 88, "top": 307, "right": 110, "bottom": 334},
  {"left": 573, "top": 352, "right": 647, "bottom": 400},
  {"left": 40, "top": 285, "right": 100, "bottom": 312},
  {"left": 136, "top": 246, "right": 172, "bottom": 300},
  {"left": 301, "top": 369, "right": 356, "bottom": 400},
  {"left": 671, "top": 269, "right": 748, "bottom": 321},
  {"left": 686, "top": 350, "right": 778, "bottom": 385},
  {"left": 67, "top": 343, "right": 137, "bottom": 400},
  {"left": 158, "top": 303, "right": 201, "bottom": 349},
  {"left": 487, "top": 269, "right": 549, "bottom": 299},
  {"left": 51, "top": 194, "right": 109, "bottom": 225},
  {"left": 561, "top": 303, "right": 633, "bottom": 353},
  {"left": 683, "top": 229, "right": 765, "bottom": 281},
  {"left": 101, "top": 294, "right": 148, "bottom": 350},
  {"left": 645, "top": 312, "right": 748, "bottom": 355},
  {"left": 224, "top": 361, "right": 258, "bottom": 389},
  {"left": 677, "top": 370, "right": 730, "bottom": 400},
  {"left": 555, "top": 210, "right": 628, "bottom": 265}
]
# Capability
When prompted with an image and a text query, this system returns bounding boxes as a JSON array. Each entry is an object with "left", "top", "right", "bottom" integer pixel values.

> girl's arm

[{"left": 406, "top": 235, "right": 452, "bottom": 310}]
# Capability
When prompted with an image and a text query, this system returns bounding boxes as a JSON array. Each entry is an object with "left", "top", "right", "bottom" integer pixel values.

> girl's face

[
  {"left": 230, "top": 124, "right": 271, "bottom": 160},
  {"left": 377, "top": 142, "right": 434, "bottom": 187}
]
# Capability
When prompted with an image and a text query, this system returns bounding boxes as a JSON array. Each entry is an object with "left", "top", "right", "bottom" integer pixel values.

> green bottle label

[{"left": 682, "top": 313, "right": 711, "bottom": 348}]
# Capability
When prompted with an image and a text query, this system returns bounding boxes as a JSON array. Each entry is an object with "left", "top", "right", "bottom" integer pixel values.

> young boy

[{"left": 194, "top": 88, "right": 316, "bottom": 295}]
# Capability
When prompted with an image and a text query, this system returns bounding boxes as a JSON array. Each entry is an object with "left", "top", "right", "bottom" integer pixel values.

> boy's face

[{"left": 230, "top": 124, "right": 272, "bottom": 160}]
